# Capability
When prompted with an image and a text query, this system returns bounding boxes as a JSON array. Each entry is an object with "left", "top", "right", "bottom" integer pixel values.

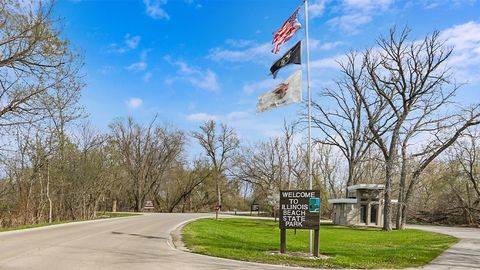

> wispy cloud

[
  {"left": 327, "top": 0, "right": 393, "bottom": 34},
  {"left": 440, "top": 21, "right": 480, "bottom": 83},
  {"left": 309, "top": 39, "right": 344, "bottom": 51},
  {"left": 327, "top": 14, "right": 372, "bottom": 34},
  {"left": 208, "top": 41, "right": 273, "bottom": 63},
  {"left": 242, "top": 78, "right": 279, "bottom": 95},
  {"left": 144, "top": 0, "right": 170, "bottom": 20},
  {"left": 309, "top": 21, "right": 480, "bottom": 79},
  {"left": 126, "top": 50, "right": 148, "bottom": 71},
  {"left": 186, "top": 112, "right": 219, "bottom": 122},
  {"left": 186, "top": 110, "right": 285, "bottom": 138},
  {"left": 125, "top": 34, "right": 141, "bottom": 50},
  {"left": 126, "top": 98, "right": 143, "bottom": 109},
  {"left": 165, "top": 56, "right": 220, "bottom": 91},
  {"left": 419, "top": 0, "right": 477, "bottom": 10},
  {"left": 310, "top": 54, "right": 344, "bottom": 70},
  {"left": 186, "top": 110, "right": 249, "bottom": 123},
  {"left": 343, "top": 0, "right": 393, "bottom": 11},
  {"left": 309, "top": 0, "right": 327, "bottom": 19},
  {"left": 225, "top": 39, "right": 256, "bottom": 48},
  {"left": 318, "top": 41, "right": 344, "bottom": 50},
  {"left": 108, "top": 34, "right": 141, "bottom": 54},
  {"left": 143, "top": 71, "right": 152, "bottom": 82},
  {"left": 99, "top": 65, "right": 114, "bottom": 75}
]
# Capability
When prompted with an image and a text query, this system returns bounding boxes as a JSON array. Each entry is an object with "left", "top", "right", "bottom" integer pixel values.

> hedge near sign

[
  {"left": 280, "top": 190, "right": 320, "bottom": 229},
  {"left": 279, "top": 190, "right": 321, "bottom": 256}
]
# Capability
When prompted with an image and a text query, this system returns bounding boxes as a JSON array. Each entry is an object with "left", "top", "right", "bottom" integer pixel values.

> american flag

[{"left": 271, "top": 7, "right": 301, "bottom": 54}]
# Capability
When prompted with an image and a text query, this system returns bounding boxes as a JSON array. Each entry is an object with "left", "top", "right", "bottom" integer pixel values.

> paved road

[
  {"left": 0, "top": 213, "right": 478, "bottom": 270},
  {"left": 408, "top": 224, "right": 480, "bottom": 270},
  {"left": 0, "top": 213, "right": 314, "bottom": 270}
]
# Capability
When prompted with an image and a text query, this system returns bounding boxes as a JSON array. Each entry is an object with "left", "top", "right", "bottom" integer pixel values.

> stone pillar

[{"left": 366, "top": 202, "right": 371, "bottom": 226}]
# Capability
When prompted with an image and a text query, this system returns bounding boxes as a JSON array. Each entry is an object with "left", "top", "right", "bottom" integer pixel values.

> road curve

[
  {"left": 407, "top": 224, "right": 480, "bottom": 270},
  {"left": 1, "top": 213, "right": 479, "bottom": 270},
  {"left": 0, "top": 213, "right": 315, "bottom": 270}
]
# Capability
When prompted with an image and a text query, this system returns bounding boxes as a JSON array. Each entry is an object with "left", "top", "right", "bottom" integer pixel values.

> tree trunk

[
  {"left": 346, "top": 162, "right": 354, "bottom": 197},
  {"left": 396, "top": 144, "right": 408, "bottom": 230},
  {"left": 112, "top": 199, "right": 117, "bottom": 213},
  {"left": 216, "top": 182, "right": 222, "bottom": 209},
  {"left": 383, "top": 159, "right": 393, "bottom": 231},
  {"left": 47, "top": 164, "right": 53, "bottom": 223}
]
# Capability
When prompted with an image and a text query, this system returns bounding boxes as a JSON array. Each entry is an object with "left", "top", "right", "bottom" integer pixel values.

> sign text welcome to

[{"left": 279, "top": 190, "right": 320, "bottom": 229}]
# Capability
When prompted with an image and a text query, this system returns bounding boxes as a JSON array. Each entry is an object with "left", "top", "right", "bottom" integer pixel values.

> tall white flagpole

[{"left": 303, "top": 0, "right": 313, "bottom": 255}]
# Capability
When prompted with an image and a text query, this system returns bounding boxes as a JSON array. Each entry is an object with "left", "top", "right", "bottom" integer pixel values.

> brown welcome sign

[{"left": 279, "top": 190, "right": 321, "bottom": 256}]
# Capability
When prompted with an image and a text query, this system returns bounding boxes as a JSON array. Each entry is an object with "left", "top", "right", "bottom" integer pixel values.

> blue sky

[{"left": 55, "top": 0, "right": 480, "bottom": 146}]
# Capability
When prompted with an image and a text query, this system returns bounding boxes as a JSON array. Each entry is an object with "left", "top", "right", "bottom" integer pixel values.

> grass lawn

[
  {"left": 0, "top": 212, "right": 141, "bottom": 233},
  {"left": 182, "top": 218, "right": 458, "bottom": 269}
]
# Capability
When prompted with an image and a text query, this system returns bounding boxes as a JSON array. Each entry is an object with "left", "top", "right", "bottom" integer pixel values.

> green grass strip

[
  {"left": 182, "top": 218, "right": 458, "bottom": 269},
  {"left": 0, "top": 212, "right": 141, "bottom": 233}
]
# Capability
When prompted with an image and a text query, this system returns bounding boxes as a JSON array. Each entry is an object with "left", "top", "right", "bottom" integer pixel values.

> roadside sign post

[
  {"left": 215, "top": 204, "right": 221, "bottom": 220},
  {"left": 279, "top": 190, "right": 320, "bottom": 257},
  {"left": 251, "top": 203, "right": 259, "bottom": 216},
  {"left": 280, "top": 228, "right": 287, "bottom": 254},
  {"left": 144, "top": 200, "right": 154, "bottom": 211}
]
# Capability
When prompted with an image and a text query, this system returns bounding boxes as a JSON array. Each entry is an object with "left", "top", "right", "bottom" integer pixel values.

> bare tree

[
  {"left": 315, "top": 144, "right": 341, "bottom": 198},
  {"left": 311, "top": 57, "right": 374, "bottom": 193},
  {"left": 0, "top": 0, "right": 81, "bottom": 128},
  {"left": 337, "top": 27, "right": 480, "bottom": 230},
  {"left": 158, "top": 159, "right": 212, "bottom": 213},
  {"left": 453, "top": 127, "right": 480, "bottom": 203},
  {"left": 109, "top": 117, "right": 185, "bottom": 212},
  {"left": 192, "top": 120, "right": 238, "bottom": 213},
  {"left": 282, "top": 120, "right": 297, "bottom": 189}
]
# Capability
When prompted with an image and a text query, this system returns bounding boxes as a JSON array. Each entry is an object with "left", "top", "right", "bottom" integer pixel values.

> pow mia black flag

[{"left": 270, "top": 40, "right": 302, "bottom": 79}]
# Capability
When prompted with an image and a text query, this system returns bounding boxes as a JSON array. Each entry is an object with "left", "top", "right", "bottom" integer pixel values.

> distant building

[{"left": 328, "top": 184, "right": 397, "bottom": 227}]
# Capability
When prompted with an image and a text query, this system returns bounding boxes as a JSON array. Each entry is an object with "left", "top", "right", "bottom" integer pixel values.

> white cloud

[
  {"left": 327, "top": 14, "right": 372, "bottom": 34},
  {"left": 343, "top": 0, "right": 393, "bottom": 11},
  {"left": 144, "top": 0, "right": 170, "bottom": 20},
  {"left": 186, "top": 110, "right": 290, "bottom": 139},
  {"left": 187, "top": 70, "right": 219, "bottom": 91},
  {"left": 143, "top": 71, "right": 152, "bottom": 82},
  {"left": 125, "top": 34, "right": 141, "bottom": 49},
  {"left": 310, "top": 21, "right": 480, "bottom": 80},
  {"left": 191, "top": 110, "right": 289, "bottom": 138},
  {"left": 225, "top": 39, "right": 256, "bottom": 48},
  {"left": 165, "top": 57, "right": 220, "bottom": 91},
  {"left": 99, "top": 65, "right": 114, "bottom": 75},
  {"left": 126, "top": 98, "right": 143, "bottom": 109},
  {"left": 107, "top": 34, "right": 141, "bottom": 53},
  {"left": 126, "top": 62, "right": 147, "bottom": 71},
  {"left": 440, "top": 21, "right": 480, "bottom": 82},
  {"left": 186, "top": 110, "right": 249, "bottom": 123},
  {"left": 420, "top": 0, "right": 476, "bottom": 10},
  {"left": 310, "top": 39, "right": 344, "bottom": 51},
  {"left": 208, "top": 42, "right": 273, "bottom": 63},
  {"left": 318, "top": 41, "right": 344, "bottom": 50},
  {"left": 327, "top": 0, "right": 393, "bottom": 34},
  {"left": 186, "top": 112, "right": 219, "bottom": 122},
  {"left": 309, "top": 0, "right": 327, "bottom": 19},
  {"left": 242, "top": 78, "right": 279, "bottom": 95},
  {"left": 310, "top": 54, "right": 345, "bottom": 70},
  {"left": 126, "top": 50, "right": 148, "bottom": 71}
]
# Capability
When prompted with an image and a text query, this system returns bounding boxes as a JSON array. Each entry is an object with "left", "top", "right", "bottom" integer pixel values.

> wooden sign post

[
  {"left": 144, "top": 200, "right": 154, "bottom": 211},
  {"left": 214, "top": 204, "right": 221, "bottom": 220},
  {"left": 279, "top": 190, "right": 321, "bottom": 257},
  {"left": 251, "top": 203, "right": 260, "bottom": 216}
]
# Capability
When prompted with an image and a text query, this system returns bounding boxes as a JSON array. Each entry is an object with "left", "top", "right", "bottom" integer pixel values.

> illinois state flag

[{"left": 256, "top": 70, "right": 302, "bottom": 113}]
